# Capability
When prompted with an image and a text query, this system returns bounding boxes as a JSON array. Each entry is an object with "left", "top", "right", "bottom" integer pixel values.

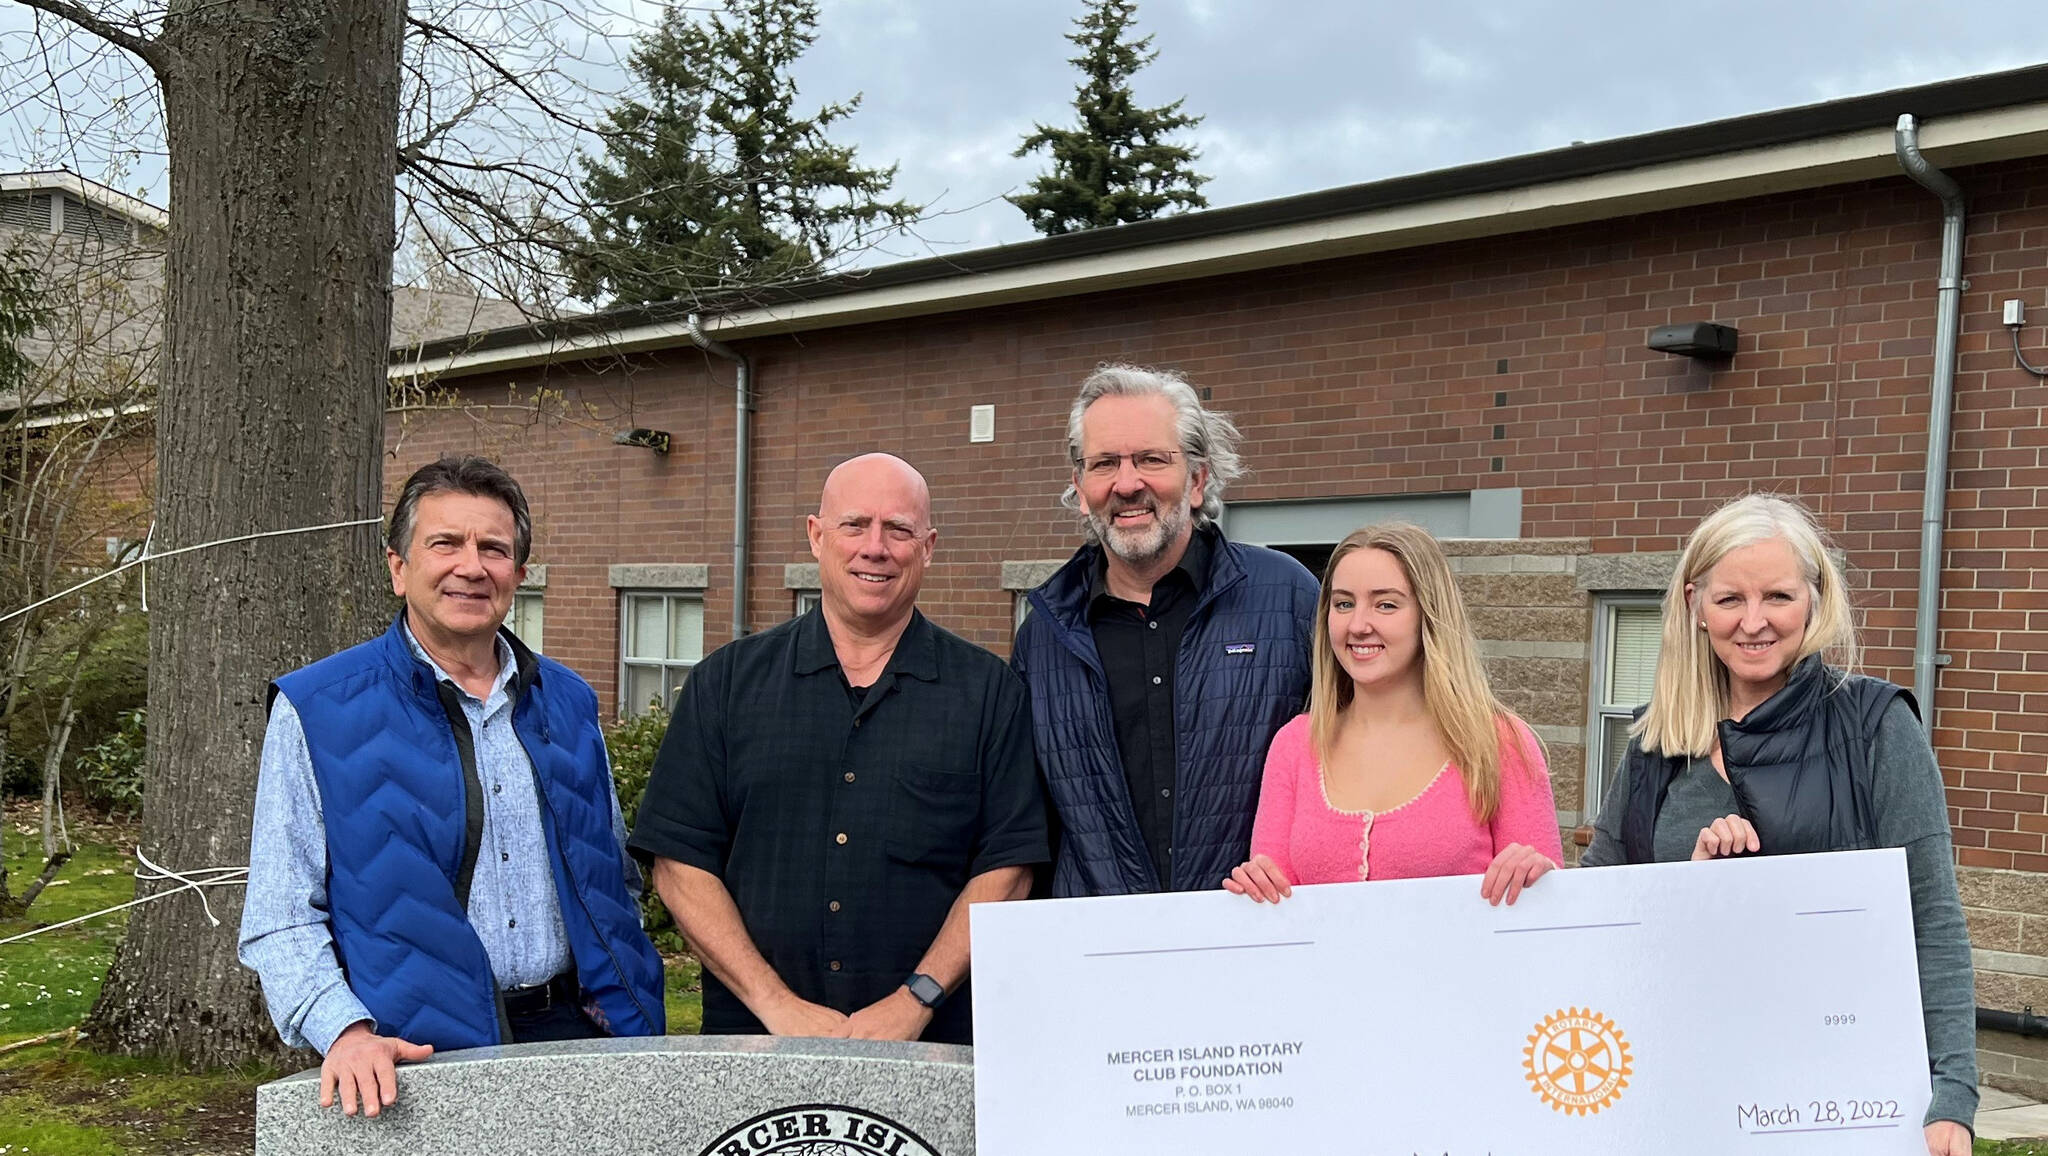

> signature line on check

[
  {"left": 1492, "top": 921, "right": 1641, "bottom": 935},
  {"left": 1083, "top": 941, "right": 1316, "bottom": 958},
  {"left": 1748, "top": 1124, "right": 1899, "bottom": 1134}
]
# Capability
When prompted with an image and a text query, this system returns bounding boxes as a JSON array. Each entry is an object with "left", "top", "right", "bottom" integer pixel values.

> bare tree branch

[{"left": 9, "top": 0, "right": 166, "bottom": 73}]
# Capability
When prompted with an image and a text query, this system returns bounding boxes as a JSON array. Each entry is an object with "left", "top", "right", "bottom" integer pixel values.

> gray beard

[{"left": 1091, "top": 500, "right": 1193, "bottom": 567}]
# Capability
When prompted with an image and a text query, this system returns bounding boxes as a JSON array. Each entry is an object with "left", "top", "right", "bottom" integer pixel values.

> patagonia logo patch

[{"left": 1224, "top": 642, "right": 1257, "bottom": 656}]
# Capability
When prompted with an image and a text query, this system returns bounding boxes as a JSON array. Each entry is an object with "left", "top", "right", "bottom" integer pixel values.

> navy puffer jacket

[{"left": 1013, "top": 535, "right": 1317, "bottom": 896}]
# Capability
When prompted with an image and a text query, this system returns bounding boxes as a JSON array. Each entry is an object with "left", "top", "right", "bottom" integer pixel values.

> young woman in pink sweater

[{"left": 1223, "top": 523, "right": 1561, "bottom": 905}]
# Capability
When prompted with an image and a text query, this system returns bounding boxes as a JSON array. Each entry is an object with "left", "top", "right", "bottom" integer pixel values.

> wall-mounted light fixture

[
  {"left": 1647, "top": 322, "right": 1738, "bottom": 360},
  {"left": 612, "top": 428, "right": 672, "bottom": 454}
]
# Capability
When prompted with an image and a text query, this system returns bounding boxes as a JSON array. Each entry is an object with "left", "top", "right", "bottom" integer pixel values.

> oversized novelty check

[{"left": 971, "top": 851, "right": 1931, "bottom": 1155}]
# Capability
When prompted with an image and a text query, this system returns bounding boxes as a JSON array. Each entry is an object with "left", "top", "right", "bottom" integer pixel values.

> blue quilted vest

[
  {"left": 271, "top": 614, "right": 665, "bottom": 1049},
  {"left": 1014, "top": 535, "right": 1318, "bottom": 896}
]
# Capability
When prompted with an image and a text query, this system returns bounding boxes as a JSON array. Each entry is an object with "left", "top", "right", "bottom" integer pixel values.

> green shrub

[
  {"left": 77, "top": 706, "right": 145, "bottom": 818},
  {"left": 606, "top": 705, "right": 684, "bottom": 954},
  {"left": 3, "top": 605, "right": 146, "bottom": 803}
]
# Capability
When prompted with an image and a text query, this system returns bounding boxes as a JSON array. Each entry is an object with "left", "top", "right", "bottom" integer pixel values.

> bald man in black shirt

[{"left": 630, "top": 453, "right": 1048, "bottom": 1044}]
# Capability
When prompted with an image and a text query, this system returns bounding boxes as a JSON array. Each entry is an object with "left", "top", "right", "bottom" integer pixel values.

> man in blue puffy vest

[
  {"left": 1013, "top": 365, "right": 1318, "bottom": 897},
  {"left": 239, "top": 456, "right": 664, "bottom": 1118}
]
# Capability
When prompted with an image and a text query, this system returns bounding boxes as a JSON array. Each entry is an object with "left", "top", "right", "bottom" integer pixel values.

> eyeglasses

[{"left": 1076, "top": 449, "right": 1184, "bottom": 478}]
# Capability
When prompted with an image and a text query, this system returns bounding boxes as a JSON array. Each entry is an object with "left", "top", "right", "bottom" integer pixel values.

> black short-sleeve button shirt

[{"left": 629, "top": 608, "right": 1049, "bottom": 1044}]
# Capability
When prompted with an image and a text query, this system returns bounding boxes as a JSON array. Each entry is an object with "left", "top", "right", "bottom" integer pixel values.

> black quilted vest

[{"left": 1620, "top": 655, "right": 1914, "bottom": 864}]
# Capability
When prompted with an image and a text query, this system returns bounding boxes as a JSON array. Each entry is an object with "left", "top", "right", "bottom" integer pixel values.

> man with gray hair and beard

[{"left": 1012, "top": 364, "right": 1318, "bottom": 897}]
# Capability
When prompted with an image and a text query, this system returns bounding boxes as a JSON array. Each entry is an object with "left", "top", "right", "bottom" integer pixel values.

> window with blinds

[
  {"left": 619, "top": 592, "right": 703, "bottom": 717},
  {"left": 509, "top": 590, "right": 544, "bottom": 654},
  {"left": 1588, "top": 598, "right": 1664, "bottom": 808}
]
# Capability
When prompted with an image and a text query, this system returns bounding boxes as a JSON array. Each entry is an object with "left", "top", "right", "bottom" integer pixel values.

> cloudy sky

[
  {"left": 3, "top": 0, "right": 2044, "bottom": 268},
  {"left": 780, "top": 0, "right": 2047, "bottom": 261}
]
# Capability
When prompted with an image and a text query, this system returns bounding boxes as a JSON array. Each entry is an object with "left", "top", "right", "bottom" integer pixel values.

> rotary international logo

[{"left": 1523, "top": 1007, "right": 1633, "bottom": 1116}]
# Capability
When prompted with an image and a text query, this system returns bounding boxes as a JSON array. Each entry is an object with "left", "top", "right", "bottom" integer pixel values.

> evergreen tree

[
  {"left": 1010, "top": 0, "right": 1209, "bottom": 236},
  {"left": 570, "top": 0, "right": 920, "bottom": 306}
]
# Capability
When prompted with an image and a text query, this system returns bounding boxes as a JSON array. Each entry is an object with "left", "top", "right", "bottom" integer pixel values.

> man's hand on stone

[
  {"left": 758, "top": 992, "right": 851, "bottom": 1038},
  {"left": 320, "top": 1021, "right": 433, "bottom": 1117},
  {"left": 843, "top": 986, "right": 934, "bottom": 1042}
]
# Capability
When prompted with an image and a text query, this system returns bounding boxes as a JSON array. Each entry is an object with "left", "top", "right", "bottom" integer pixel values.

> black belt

[{"left": 502, "top": 971, "right": 578, "bottom": 1019}]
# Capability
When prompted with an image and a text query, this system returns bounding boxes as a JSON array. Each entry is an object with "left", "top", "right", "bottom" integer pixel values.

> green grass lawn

[{"left": 1, "top": 820, "right": 137, "bottom": 1044}]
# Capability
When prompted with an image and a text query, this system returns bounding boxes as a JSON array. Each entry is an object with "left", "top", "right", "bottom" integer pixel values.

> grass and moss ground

[{"left": 1, "top": 800, "right": 704, "bottom": 1154}]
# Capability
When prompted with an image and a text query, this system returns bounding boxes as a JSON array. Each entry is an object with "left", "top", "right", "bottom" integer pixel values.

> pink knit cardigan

[{"left": 1246, "top": 713, "right": 1562, "bottom": 885}]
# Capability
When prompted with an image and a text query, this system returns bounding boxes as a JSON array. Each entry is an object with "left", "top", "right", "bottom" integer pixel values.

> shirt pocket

[{"left": 885, "top": 765, "right": 980, "bottom": 870}]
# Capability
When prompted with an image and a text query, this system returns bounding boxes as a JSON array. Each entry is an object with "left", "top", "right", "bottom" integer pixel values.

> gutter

[
  {"left": 685, "top": 314, "right": 752, "bottom": 641},
  {"left": 1894, "top": 115, "right": 1966, "bottom": 735}
]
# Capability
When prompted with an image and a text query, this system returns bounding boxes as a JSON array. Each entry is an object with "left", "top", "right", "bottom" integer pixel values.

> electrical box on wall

[{"left": 969, "top": 404, "right": 995, "bottom": 443}]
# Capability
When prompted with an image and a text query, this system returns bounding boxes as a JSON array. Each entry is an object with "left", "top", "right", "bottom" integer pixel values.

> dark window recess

[
  {"left": 1496, "top": 359, "right": 1509, "bottom": 374},
  {"left": 1494, "top": 390, "right": 1508, "bottom": 408},
  {"left": 1491, "top": 457, "right": 1504, "bottom": 473},
  {"left": 1273, "top": 543, "right": 1335, "bottom": 578},
  {"left": 1492, "top": 424, "right": 1505, "bottom": 440}
]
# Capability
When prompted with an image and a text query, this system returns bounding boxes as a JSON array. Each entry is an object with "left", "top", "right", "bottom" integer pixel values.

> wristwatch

[{"left": 903, "top": 972, "right": 946, "bottom": 1008}]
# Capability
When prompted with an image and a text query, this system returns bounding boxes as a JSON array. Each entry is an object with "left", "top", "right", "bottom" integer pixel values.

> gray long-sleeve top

[{"left": 1582, "top": 698, "right": 1978, "bottom": 1131}]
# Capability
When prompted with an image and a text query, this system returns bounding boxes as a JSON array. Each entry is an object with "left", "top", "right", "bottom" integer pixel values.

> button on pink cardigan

[{"left": 1246, "top": 713, "right": 1562, "bottom": 885}]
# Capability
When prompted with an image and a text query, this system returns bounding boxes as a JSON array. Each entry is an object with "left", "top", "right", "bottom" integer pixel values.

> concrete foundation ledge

[{"left": 257, "top": 1036, "right": 975, "bottom": 1156}]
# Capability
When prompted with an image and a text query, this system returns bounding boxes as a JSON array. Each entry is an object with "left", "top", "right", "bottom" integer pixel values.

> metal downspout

[
  {"left": 1894, "top": 114, "right": 1965, "bottom": 734},
  {"left": 687, "top": 313, "right": 752, "bottom": 640}
]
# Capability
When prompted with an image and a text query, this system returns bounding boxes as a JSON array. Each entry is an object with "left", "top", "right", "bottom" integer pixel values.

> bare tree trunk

[
  {"left": 41, "top": 639, "right": 89, "bottom": 858},
  {"left": 82, "top": 0, "right": 400, "bottom": 1067}
]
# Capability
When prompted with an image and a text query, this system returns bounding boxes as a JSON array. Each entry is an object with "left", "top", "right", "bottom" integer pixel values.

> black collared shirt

[
  {"left": 628, "top": 608, "right": 1048, "bottom": 1045},
  {"left": 1087, "top": 526, "right": 1214, "bottom": 888}
]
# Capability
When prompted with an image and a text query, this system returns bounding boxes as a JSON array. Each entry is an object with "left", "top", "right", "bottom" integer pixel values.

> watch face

[{"left": 907, "top": 974, "right": 944, "bottom": 1007}]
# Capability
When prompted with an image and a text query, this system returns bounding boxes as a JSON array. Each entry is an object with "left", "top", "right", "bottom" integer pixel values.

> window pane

[
  {"left": 627, "top": 595, "right": 665, "bottom": 660},
  {"left": 511, "top": 592, "right": 543, "bottom": 653},
  {"left": 668, "top": 597, "right": 704, "bottom": 663},
  {"left": 1599, "top": 713, "right": 1636, "bottom": 785},
  {"left": 1605, "top": 604, "right": 1662, "bottom": 706},
  {"left": 663, "top": 664, "right": 692, "bottom": 710},
  {"left": 623, "top": 664, "right": 663, "bottom": 717}
]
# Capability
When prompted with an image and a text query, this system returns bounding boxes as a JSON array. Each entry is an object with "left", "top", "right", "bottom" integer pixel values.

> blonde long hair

[
  {"left": 1308, "top": 523, "right": 1537, "bottom": 822},
  {"left": 1634, "top": 494, "right": 1858, "bottom": 757}
]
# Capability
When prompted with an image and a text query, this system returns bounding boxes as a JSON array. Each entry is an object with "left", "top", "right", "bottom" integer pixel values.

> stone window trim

[
  {"left": 1573, "top": 548, "right": 1849, "bottom": 594},
  {"left": 1001, "top": 560, "right": 1067, "bottom": 592},
  {"left": 520, "top": 563, "right": 547, "bottom": 589},
  {"left": 609, "top": 563, "right": 709, "bottom": 591}
]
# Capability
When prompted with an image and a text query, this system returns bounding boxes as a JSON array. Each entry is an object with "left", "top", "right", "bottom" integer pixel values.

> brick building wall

[{"left": 411, "top": 158, "right": 2048, "bottom": 853}]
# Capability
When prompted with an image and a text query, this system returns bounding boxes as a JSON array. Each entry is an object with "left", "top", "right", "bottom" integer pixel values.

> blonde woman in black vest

[{"left": 1580, "top": 494, "right": 1975, "bottom": 1156}]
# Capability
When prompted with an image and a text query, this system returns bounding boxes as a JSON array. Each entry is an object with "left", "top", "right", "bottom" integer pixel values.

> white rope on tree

[
  {"left": 0, "top": 515, "right": 384, "bottom": 628},
  {"left": 0, "top": 852, "right": 248, "bottom": 946}
]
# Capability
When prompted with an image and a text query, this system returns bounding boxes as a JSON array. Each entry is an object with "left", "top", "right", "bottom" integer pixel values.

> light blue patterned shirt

[{"left": 237, "top": 626, "right": 636, "bottom": 1053}]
